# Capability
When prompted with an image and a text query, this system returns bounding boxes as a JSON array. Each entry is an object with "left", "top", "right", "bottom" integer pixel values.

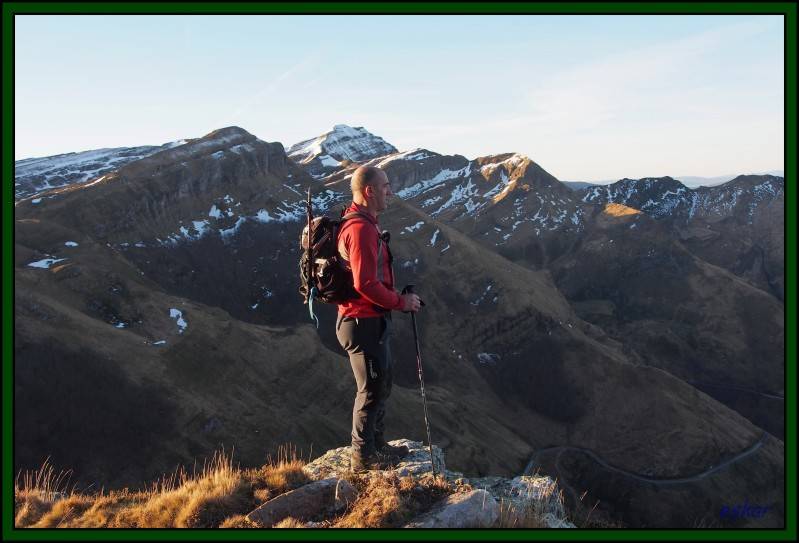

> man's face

[{"left": 368, "top": 171, "right": 393, "bottom": 212}]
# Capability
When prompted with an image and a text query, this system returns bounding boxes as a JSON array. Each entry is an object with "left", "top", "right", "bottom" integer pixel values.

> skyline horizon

[{"left": 13, "top": 121, "right": 784, "bottom": 185}]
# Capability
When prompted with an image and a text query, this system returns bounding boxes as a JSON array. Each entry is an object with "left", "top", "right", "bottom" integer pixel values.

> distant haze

[
  {"left": 15, "top": 15, "right": 784, "bottom": 180},
  {"left": 568, "top": 170, "right": 785, "bottom": 187}
]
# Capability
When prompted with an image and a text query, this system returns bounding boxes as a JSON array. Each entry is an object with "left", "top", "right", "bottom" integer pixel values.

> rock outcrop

[
  {"left": 244, "top": 439, "right": 575, "bottom": 529},
  {"left": 403, "top": 489, "right": 499, "bottom": 528},
  {"left": 246, "top": 477, "right": 356, "bottom": 526},
  {"left": 302, "top": 439, "right": 451, "bottom": 481},
  {"left": 469, "top": 474, "right": 574, "bottom": 528}
]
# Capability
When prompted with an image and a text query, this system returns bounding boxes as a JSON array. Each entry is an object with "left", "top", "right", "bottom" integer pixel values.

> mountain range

[
  {"left": 13, "top": 124, "right": 784, "bottom": 528},
  {"left": 563, "top": 170, "right": 784, "bottom": 190}
]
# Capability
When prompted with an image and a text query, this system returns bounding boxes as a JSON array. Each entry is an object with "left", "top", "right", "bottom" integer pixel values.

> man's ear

[{"left": 363, "top": 185, "right": 374, "bottom": 198}]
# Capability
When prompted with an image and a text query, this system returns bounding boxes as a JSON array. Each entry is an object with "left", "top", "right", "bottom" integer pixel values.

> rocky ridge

[
  {"left": 580, "top": 175, "right": 784, "bottom": 224},
  {"left": 14, "top": 139, "right": 187, "bottom": 200},
  {"left": 359, "top": 148, "right": 587, "bottom": 269}
]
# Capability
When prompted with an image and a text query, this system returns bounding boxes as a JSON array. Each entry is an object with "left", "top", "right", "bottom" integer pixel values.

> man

[{"left": 336, "top": 165, "right": 422, "bottom": 472}]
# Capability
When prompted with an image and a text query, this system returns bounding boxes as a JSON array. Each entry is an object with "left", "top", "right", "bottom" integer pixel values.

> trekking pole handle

[{"left": 401, "top": 284, "right": 426, "bottom": 306}]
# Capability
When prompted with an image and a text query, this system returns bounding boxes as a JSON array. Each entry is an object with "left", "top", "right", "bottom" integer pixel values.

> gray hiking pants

[{"left": 335, "top": 314, "right": 393, "bottom": 456}]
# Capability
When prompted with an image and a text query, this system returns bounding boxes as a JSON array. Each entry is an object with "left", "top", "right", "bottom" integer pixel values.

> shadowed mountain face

[
  {"left": 14, "top": 126, "right": 784, "bottom": 528},
  {"left": 547, "top": 203, "right": 784, "bottom": 439},
  {"left": 580, "top": 176, "right": 785, "bottom": 300}
]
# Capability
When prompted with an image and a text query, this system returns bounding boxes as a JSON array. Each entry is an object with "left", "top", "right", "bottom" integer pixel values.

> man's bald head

[{"left": 350, "top": 165, "right": 387, "bottom": 195}]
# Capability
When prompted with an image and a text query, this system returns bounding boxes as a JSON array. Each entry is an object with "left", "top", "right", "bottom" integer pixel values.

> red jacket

[{"left": 337, "top": 202, "right": 403, "bottom": 318}]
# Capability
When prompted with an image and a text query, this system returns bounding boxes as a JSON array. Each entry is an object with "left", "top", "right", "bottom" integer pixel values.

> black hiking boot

[
  {"left": 350, "top": 449, "right": 398, "bottom": 473},
  {"left": 376, "top": 440, "right": 410, "bottom": 461}
]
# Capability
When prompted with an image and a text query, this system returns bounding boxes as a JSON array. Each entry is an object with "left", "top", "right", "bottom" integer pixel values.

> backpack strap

[
  {"left": 341, "top": 211, "right": 374, "bottom": 223},
  {"left": 339, "top": 212, "right": 384, "bottom": 272},
  {"left": 377, "top": 235, "right": 384, "bottom": 283}
]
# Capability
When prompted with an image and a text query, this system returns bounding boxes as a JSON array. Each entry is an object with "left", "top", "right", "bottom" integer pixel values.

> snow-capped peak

[{"left": 287, "top": 124, "right": 397, "bottom": 165}]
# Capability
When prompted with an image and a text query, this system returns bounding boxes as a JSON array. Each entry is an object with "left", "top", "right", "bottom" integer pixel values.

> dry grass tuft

[
  {"left": 32, "top": 495, "right": 95, "bottom": 528},
  {"left": 333, "top": 473, "right": 453, "bottom": 528},
  {"left": 253, "top": 488, "right": 272, "bottom": 503},
  {"left": 65, "top": 491, "right": 147, "bottom": 528},
  {"left": 15, "top": 491, "right": 53, "bottom": 528},
  {"left": 219, "top": 514, "right": 258, "bottom": 528},
  {"left": 14, "top": 458, "right": 74, "bottom": 527},
  {"left": 242, "top": 443, "right": 309, "bottom": 498},
  {"left": 274, "top": 517, "right": 306, "bottom": 528},
  {"left": 496, "top": 498, "right": 547, "bottom": 528},
  {"left": 15, "top": 458, "right": 73, "bottom": 503},
  {"left": 334, "top": 474, "right": 405, "bottom": 528},
  {"left": 497, "top": 482, "right": 565, "bottom": 528},
  {"left": 117, "top": 449, "right": 250, "bottom": 528},
  {"left": 14, "top": 448, "right": 304, "bottom": 528}
]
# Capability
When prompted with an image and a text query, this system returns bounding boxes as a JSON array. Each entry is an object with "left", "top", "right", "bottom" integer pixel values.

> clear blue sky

[{"left": 15, "top": 15, "right": 784, "bottom": 181}]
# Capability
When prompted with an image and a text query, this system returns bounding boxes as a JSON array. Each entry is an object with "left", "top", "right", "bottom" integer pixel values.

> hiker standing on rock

[{"left": 336, "top": 165, "right": 422, "bottom": 472}]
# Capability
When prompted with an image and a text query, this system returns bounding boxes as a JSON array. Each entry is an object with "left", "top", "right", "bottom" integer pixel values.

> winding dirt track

[{"left": 523, "top": 433, "right": 768, "bottom": 486}]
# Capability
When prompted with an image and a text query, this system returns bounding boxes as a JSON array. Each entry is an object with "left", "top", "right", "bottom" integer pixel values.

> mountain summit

[{"left": 286, "top": 124, "right": 397, "bottom": 177}]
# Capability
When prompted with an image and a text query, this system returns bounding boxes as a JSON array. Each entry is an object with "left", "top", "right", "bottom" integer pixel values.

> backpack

[
  {"left": 298, "top": 210, "right": 363, "bottom": 305},
  {"left": 299, "top": 190, "right": 392, "bottom": 326}
]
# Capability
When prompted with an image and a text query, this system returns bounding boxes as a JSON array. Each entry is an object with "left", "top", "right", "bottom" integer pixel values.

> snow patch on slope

[
  {"left": 169, "top": 308, "right": 188, "bottom": 334},
  {"left": 397, "top": 164, "right": 472, "bottom": 200},
  {"left": 27, "top": 257, "right": 68, "bottom": 269},
  {"left": 376, "top": 148, "right": 436, "bottom": 168}
]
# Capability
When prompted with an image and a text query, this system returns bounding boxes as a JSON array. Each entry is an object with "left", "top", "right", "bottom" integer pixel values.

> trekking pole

[
  {"left": 401, "top": 285, "right": 436, "bottom": 479},
  {"left": 304, "top": 187, "right": 319, "bottom": 327}
]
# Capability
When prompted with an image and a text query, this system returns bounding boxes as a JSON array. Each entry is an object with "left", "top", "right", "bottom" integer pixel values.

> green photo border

[{"left": 2, "top": 1, "right": 795, "bottom": 541}]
